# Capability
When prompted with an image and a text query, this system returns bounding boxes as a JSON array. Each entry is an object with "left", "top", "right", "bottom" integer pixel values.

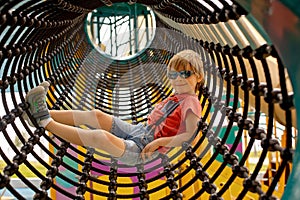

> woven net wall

[{"left": 0, "top": 0, "right": 298, "bottom": 199}]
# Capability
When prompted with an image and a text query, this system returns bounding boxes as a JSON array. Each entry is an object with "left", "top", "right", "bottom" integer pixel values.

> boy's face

[{"left": 168, "top": 63, "right": 201, "bottom": 95}]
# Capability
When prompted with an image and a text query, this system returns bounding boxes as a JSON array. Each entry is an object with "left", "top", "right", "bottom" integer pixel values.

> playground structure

[{"left": 0, "top": 0, "right": 299, "bottom": 199}]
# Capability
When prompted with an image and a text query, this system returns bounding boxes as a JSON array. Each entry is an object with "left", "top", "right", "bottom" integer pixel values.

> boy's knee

[
  {"left": 91, "top": 109, "right": 103, "bottom": 118},
  {"left": 90, "top": 109, "right": 113, "bottom": 130},
  {"left": 91, "top": 109, "right": 110, "bottom": 121}
]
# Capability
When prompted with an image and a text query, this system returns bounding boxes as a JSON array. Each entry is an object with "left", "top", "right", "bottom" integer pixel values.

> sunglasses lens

[
  {"left": 168, "top": 71, "right": 194, "bottom": 79},
  {"left": 168, "top": 71, "right": 178, "bottom": 79},
  {"left": 180, "top": 71, "right": 192, "bottom": 78}
]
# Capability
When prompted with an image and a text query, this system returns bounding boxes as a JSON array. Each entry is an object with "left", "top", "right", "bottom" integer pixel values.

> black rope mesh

[{"left": 0, "top": 0, "right": 296, "bottom": 199}]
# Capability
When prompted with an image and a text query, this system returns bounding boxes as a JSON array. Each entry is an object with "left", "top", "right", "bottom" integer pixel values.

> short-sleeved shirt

[{"left": 147, "top": 93, "right": 201, "bottom": 151}]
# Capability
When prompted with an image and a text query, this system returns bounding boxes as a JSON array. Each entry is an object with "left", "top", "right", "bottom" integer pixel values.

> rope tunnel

[{"left": 0, "top": 0, "right": 299, "bottom": 199}]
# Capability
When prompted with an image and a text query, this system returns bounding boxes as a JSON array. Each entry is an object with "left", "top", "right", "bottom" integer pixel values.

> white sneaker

[
  {"left": 25, "top": 86, "right": 50, "bottom": 126},
  {"left": 23, "top": 81, "right": 50, "bottom": 126},
  {"left": 39, "top": 81, "right": 50, "bottom": 93}
]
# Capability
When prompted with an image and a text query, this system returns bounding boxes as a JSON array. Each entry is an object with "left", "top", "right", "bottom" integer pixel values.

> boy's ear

[{"left": 197, "top": 75, "right": 203, "bottom": 83}]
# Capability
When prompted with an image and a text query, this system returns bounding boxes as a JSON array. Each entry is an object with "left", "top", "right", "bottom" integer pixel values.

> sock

[{"left": 39, "top": 118, "right": 53, "bottom": 128}]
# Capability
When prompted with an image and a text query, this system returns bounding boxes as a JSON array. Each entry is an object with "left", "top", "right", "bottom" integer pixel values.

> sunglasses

[{"left": 167, "top": 70, "right": 195, "bottom": 79}]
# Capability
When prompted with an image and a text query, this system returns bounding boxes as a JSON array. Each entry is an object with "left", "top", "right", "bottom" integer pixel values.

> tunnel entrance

[{"left": 85, "top": 3, "right": 156, "bottom": 59}]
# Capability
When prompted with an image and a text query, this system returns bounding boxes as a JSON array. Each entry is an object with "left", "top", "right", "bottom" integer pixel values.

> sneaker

[
  {"left": 26, "top": 86, "right": 50, "bottom": 125},
  {"left": 39, "top": 81, "right": 50, "bottom": 94},
  {"left": 23, "top": 81, "right": 50, "bottom": 126}
]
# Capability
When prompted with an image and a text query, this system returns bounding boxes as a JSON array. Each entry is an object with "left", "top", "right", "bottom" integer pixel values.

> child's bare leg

[
  {"left": 35, "top": 81, "right": 113, "bottom": 131},
  {"left": 45, "top": 120, "right": 125, "bottom": 157},
  {"left": 26, "top": 86, "right": 124, "bottom": 157},
  {"left": 49, "top": 110, "right": 113, "bottom": 131}
]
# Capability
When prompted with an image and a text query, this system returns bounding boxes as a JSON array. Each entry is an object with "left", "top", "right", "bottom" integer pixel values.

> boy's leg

[
  {"left": 49, "top": 109, "right": 113, "bottom": 131},
  {"left": 26, "top": 86, "right": 125, "bottom": 157},
  {"left": 35, "top": 80, "right": 112, "bottom": 131},
  {"left": 45, "top": 120, "right": 125, "bottom": 157}
]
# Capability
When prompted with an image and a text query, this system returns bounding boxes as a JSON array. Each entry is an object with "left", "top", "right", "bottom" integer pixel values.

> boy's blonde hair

[{"left": 168, "top": 49, "right": 205, "bottom": 90}]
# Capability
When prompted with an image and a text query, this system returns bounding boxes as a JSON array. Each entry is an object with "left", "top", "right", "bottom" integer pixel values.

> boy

[{"left": 25, "top": 49, "right": 204, "bottom": 165}]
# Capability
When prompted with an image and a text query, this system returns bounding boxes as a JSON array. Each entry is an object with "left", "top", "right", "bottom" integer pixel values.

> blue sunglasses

[{"left": 167, "top": 70, "right": 195, "bottom": 79}]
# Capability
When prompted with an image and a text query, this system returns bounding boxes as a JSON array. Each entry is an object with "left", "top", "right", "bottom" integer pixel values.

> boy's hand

[{"left": 141, "top": 140, "right": 160, "bottom": 161}]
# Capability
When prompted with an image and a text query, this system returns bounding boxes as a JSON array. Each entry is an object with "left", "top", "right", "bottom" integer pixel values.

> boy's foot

[
  {"left": 23, "top": 81, "right": 50, "bottom": 126},
  {"left": 39, "top": 81, "right": 50, "bottom": 94},
  {"left": 25, "top": 86, "right": 50, "bottom": 125}
]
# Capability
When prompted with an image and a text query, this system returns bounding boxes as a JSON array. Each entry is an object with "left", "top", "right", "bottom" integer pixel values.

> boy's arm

[{"left": 141, "top": 111, "right": 199, "bottom": 160}]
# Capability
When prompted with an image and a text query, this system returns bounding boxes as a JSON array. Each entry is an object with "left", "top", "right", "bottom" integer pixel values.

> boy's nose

[{"left": 175, "top": 75, "right": 184, "bottom": 80}]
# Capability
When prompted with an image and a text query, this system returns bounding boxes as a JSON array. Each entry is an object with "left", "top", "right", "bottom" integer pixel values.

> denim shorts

[{"left": 110, "top": 117, "right": 159, "bottom": 165}]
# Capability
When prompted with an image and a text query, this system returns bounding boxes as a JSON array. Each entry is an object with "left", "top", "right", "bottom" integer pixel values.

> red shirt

[{"left": 147, "top": 93, "right": 201, "bottom": 141}]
